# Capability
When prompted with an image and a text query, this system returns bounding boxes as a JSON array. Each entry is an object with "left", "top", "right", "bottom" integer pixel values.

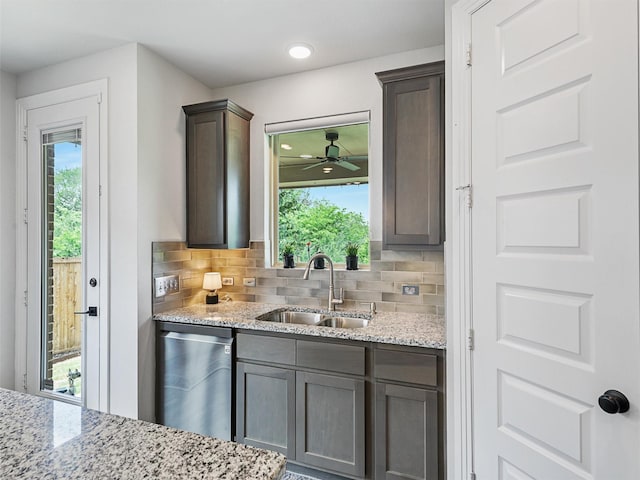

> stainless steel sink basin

[
  {"left": 316, "top": 316, "right": 370, "bottom": 329},
  {"left": 256, "top": 309, "right": 371, "bottom": 329},
  {"left": 255, "top": 310, "right": 323, "bottom": 325}
]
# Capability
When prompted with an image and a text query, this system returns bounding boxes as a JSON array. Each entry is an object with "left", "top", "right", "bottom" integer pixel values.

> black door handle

[
  {"left": 598, "top": 390, "right": 629, "bottom": 414},
  {"left": 74, "top": 306, "right": 98, "bottom": 317}
]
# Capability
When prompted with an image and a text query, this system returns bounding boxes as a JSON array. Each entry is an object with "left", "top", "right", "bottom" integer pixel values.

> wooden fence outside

[{"left": 53, "top": 257, "right": 82, "bottom": 356}]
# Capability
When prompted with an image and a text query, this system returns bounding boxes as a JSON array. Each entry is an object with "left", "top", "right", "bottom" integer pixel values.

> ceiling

[{"left": 0, "top": 0, "right": 445, "bottom": 88}]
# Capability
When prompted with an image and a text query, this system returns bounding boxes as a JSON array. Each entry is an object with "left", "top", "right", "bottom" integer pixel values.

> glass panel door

[
  {"left": 41, "top": 128, "right": 84, "bottom": 401},
  {"left": 26, "top": 92, "right": 103, "bottom": 411}
]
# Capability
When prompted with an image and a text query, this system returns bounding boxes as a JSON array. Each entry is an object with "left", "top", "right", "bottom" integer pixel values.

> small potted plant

[
  {"left": 345, "top": 242, "right": 359, "bottom": 270},
  {"left": 313, "top": 250, "right": 325, "bottom": 270},
  {"left": 282, "top": 243, "right": 295, "bottom": 268}
]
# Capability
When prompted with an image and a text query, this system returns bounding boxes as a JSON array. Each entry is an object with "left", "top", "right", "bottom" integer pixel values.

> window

[
  {"left": 269, "top": 117, "right": 369, "bottom": 267},
  {"left": 42, "top": 128, "right": 84, "bottom": 399}
]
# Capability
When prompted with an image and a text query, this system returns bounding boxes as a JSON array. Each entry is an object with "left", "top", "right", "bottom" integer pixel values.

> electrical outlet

[
  {"left": 243, "top": 277, "right": 256, "bottom": 287},
  {"left": 155, "top": 275, "right": 180, "bottom": 298},
  {"left": 402, "top": 285, "right": 420, "bottom": 296},
  {"left": 222, "top": 277, "right": 234, "bottom": 286}
]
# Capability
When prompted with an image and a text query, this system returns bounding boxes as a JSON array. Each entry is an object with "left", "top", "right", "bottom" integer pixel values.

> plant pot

[
  {"left": 313, "top": 254, "right": 325, "bottom": 269},
  {"left": 345, "top": 255, "right": 359, "bottom": 270},
  {"left": 283, "top": 254, "right": 295, "bottom": 268}
]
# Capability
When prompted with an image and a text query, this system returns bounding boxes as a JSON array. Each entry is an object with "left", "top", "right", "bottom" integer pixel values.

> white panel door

[{"left": 471, "top": 0, "right": 640, "bottom": 478}]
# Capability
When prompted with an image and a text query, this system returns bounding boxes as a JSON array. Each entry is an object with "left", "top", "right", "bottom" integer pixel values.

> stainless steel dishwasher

[{"left": 157, "top": 322, "right": 233, "bottom": 440}]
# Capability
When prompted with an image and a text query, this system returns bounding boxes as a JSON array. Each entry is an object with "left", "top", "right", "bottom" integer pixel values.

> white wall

[
  {"left": 209, "top": 46, "right": 445, "bottom": 242},
  {"left": 18, "top": 44, "right": 140, "bottom": 417},
  {"left": 16, "top": 43, "right": 213, "bottom": 420},
  {"left": 12, "top": 44, "right": 443, "bottom": 418},
  {"left": 0, "top": 70, "right": 17, "bottom": 389},
  {"left": 136, "top": 45, "right": 212, "bottom": 422}
]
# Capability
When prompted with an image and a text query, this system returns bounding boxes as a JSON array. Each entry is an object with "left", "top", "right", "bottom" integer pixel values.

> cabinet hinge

[
  {"left": 23, "top": 373, "right": 27, "bottom": 391},
  {"left": 23, "top": 208, "right": 28, "bottom": 224},
  {"left": 466, "top": 44, "right": 472, "bottom": 67},
  {"left": 23, "top": 127, "right": 28, "bottom": 143},
  {"left": 467, "top": 328, "right": 475, "bottom": 351},
  {"left": 23, "top": 289, "right": 28, "bottom": 307}
]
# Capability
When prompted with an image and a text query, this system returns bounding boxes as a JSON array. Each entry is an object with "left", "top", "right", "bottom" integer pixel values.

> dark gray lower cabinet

[
  {"left": 375, "top": 383, "right": 438, "bottom": 480},
  {"left": 295, "top": 371, "right": 366, "bottom": 477},
  {"left": 234, "top": 333, "right": 444, "bottom": 479},
  {"left": 236, "top": 362, "right": 295, "bottom": 457}
]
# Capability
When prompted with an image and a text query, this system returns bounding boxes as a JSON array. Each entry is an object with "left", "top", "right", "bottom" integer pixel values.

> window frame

[{"left": 265, "top": 111, "right": 371, "bottom": 269}]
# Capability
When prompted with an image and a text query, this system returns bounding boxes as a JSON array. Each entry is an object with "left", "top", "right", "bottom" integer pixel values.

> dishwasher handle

[{"left": 161, "top": 331, "right": 233, "bottom": 348}]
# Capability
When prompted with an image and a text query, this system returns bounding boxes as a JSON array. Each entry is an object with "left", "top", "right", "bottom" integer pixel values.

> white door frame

[
  {"left": 446, "top": 1, "right": 490, "bottom": 479},
  {"left": 15, "top": 79, "right": 110, "bottom": 412}
]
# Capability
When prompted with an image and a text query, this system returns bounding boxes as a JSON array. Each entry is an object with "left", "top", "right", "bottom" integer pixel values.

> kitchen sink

[
  {"left": 316, "top": 316, "right": 369, "bottom": 329},
  {"left": 255, "top": 310, "right": 323, "bottom": 325},
  {"left": 255, "top": 309, "right": 370, "bottom": 329}
]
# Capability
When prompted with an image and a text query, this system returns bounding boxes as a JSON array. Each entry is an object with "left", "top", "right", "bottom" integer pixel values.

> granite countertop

[
  {"left": 154, "top": 302, "right": 445, "bottom": 349},
  {"left": 0, "top": 388, "right": 285, "bottom": 479}
]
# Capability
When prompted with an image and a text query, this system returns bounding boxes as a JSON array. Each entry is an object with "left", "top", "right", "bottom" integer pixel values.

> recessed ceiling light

[
  {"left": 300, "top": 154, "right": 313, "bottom": 159},
  {"left": 281, "top": 144, "right": 292, "bottom": 150},
  {"left": 322, "top": 167, "right": 333, "bottom": 174},
  {"left": 288, "top": 44, "right": 313, "bottom": 59}
]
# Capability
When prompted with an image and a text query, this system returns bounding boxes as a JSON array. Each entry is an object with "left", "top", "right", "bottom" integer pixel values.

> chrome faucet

[{"left": 303, "top": 253, "right": 344, "bottom": 311}]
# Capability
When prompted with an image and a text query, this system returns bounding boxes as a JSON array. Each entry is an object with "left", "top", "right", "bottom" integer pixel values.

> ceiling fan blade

[
  {"left": 280, "top": 155, "right": 324, "bottom": 159},
  {"left": 341, "top": 155, "right": 368, "bottom": 161},
  {"left": 336, "top": 160, "right": 361, "bottom": 171},
  {"left": 302, "top": 162, "right": 326, "bottom": 171}
]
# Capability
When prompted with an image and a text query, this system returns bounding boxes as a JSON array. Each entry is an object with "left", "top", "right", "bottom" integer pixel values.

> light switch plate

[
  {"left": 402, "top": 285, "right": 420, "bottom": 295},
  {"left": 154, "top": 275, "right": 179, "bottom": 298},
  {"left": 243, "top": 277, "right": 256, "bottom": 287},
  {"left": 222, "top": 277, "right": 234, "bottom": 286}
]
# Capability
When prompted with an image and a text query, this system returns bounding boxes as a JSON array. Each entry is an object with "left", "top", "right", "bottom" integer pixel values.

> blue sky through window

[
  {"left": 54, "top": 142, "right": 81, "bottom": 172},
  {"left": 304, "top": 184, "right": 369, "bottom": 219}
]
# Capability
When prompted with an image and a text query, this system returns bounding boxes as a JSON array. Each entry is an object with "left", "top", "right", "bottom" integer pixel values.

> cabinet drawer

[
  {"left": 374, "top": 348, "right": 437, "bottom": 387},
  {"left": 297, "top": 340, "right": 365, "bottom": 376},
  {"left": 236, "top": 333, "right": 296, "bottom": 365}
]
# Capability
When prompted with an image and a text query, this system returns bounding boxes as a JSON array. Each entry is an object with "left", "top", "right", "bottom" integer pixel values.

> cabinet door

[
  {"left": 375, "top": 383, "right": 439, "bottom": 480},
  {"left": 186, "top": 109, "right": 225, "bottom": 247},
  {"left": 236, "top": 362, "right": 295, "bottom": 457},
  {"left": 296, "top": 371, "right": 365, "bottom": 477},
  {"left": 382, "top": 69, "right": 443, "bottom": 248}
]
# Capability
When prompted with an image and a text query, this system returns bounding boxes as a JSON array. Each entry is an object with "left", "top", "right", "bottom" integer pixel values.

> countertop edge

[{"left": 153, "top": 302, "right": 446, "bottom": 350}]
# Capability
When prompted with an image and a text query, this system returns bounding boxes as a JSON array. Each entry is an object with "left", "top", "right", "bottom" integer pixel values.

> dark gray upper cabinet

[
  {"left": 182, "top": 100, "right": 253, "bottom": 248},
  {"left": 376, "top": 62, "right": 444, "bottom": 249}
]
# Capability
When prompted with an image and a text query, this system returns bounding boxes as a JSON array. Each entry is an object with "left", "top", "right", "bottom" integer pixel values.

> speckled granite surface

[
  {"left": 0, "top": 388, "right": 285, "bottom": 479},
  {"left": 154, "top": 302, "right": 445, "bottom": 349}
]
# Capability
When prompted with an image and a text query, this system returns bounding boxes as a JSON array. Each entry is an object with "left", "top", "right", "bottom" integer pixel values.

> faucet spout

[
  {"left": 302, "top": 253, "right": 343, "bottom": 311},
  {"left": 302, "top": 263, "right": 312, "bottom": 280}
]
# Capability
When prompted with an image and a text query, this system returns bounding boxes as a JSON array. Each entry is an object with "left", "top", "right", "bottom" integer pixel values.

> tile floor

[{"left": 282, "top": 472, "right": 317, "bottom": 480}]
